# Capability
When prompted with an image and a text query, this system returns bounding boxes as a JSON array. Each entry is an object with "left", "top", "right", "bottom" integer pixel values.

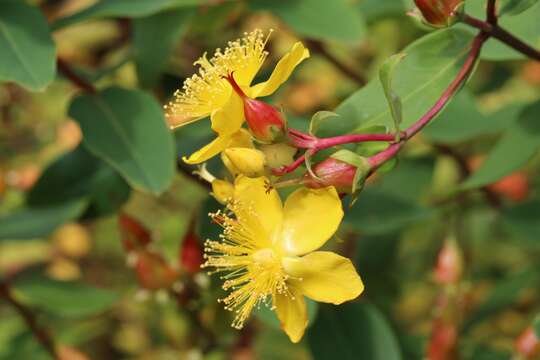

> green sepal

[
  {"left": 309, "top": 111, "right": 339, "bottom": 136},
  {"left": 379, "top": 53, "right": 406, "bottom": 140}
]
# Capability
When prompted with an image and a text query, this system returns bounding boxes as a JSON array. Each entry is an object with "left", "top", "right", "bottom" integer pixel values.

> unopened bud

[
  {"left": 243, "top": 98, "right": 286, "bottom": 142},
  {"left": 180, "top": 231, "right": 204, "bottom": 274},
  {"left": 414, "top": 0, "right": 463, "bottom": 27},
  {"left": 427, "top": 318, "right": 458, "bottom": 360},
  {"left": 434, "top": 237, "right": 463, "bottom": 285},
  {"left": 304, "top": 158, "right": 357, "bottom": 191},
  {"left": 226, "top": 73, "right": 286, "bottom": 142},
  {"left": 303, "top": 152, "right": 371, "bottom": 193},
  {"left": 135, "top": 251, "right": 179, "bottom": 290},
  {"left": 515, "top": 327, "right": 540, "bottom": 359},
  {"left": 222, "top": 147, "right": 266, "bottom": 177}
]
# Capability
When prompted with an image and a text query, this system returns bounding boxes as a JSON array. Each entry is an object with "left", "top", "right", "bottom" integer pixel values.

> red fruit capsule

[
  {"left": 225, "top": 73, "right": 286, "bottom": 143},
  {"left": 414, "top": 0, "right": 462, "bottom": 26},
  {"left": 135, "top": 251, "right": 179, "bottom": 290},
  {"left": 303, "top": 157, "right": 357, "bottom": 192}
]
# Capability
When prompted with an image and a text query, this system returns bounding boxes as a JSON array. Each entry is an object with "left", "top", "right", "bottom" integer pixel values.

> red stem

[{"left": 368, "top": 32, "right": 488, "bottom": 169}]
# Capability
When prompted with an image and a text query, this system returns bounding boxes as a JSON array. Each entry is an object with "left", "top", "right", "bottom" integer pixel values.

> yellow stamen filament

[
  {"left": 203, "top": 201, "right": 289, "bottom": 329},
  {"left": 164, "top": 29, "right": 272, "bottom": 126}
]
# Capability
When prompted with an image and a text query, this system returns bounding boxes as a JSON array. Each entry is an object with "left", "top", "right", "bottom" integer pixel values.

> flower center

[{"left": 252, "top": 248, "right": 277, "bottom": 267}]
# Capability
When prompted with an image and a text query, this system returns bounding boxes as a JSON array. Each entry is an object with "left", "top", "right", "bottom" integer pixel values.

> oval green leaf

[
  {"left": 250, "top": 0, "right": 366, "bottom": 43},
  {"left": 0, "top": 200, "right": 87, "bottom": 241},
  {"left": 0, "top": 1, "right": 56, "bottom": 91},
  {"left": 319, "top": 28, "right": 475, "bottom": 137},
  {"left": 308, "top": 302, "right": 403, "bottom": 360},
  {"left": 69, "top": 87, "right": 175, "bottom": 195}
]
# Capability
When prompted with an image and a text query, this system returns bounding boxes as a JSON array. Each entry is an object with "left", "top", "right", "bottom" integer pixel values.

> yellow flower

[
  {"left": 164, "top": 29, "right": 309, "bottom": 164},
  {"left": 203, "top": 176, "right": 364, "bottom": 342}
]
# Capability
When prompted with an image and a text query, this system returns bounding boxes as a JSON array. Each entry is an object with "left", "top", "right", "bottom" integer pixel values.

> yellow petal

[
  {"left": 210, "top": 91, "right": 244, "bottom": 136},
  {"left": 283, "top": 251, "right": 364, "bottom": 304},
  {"left": 183, "top": 134, "right": 231, "bottom": 164},
  {"left": 227, "top": 128, "right": 254, "bottom": 149},
  {"left": 249, "top": 42, "right": 310, "bottom": 98},
  {"left": 233, "top": 176, "right": 282, "bottom": 240},
  {"left": 273, "top": 286, "right": 307, "bottom": 343},
  {"left": 223, "top": 147, "right": 266, "bottom": 177},
  {"left": 279, "top": 186, "right": 343, "bottom": 255},
  {"left": 211, "top": 179, "right": 234, "bottom": 204}
]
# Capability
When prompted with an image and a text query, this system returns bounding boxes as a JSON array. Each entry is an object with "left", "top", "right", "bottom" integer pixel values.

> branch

[
  {"left": 56, "top": 58, "right": 96, "bottom": 93},
  {"left": 463, "top": 15, "right": 540, "bottom": 61},
  {"left": 0, "top": 282, "right": 59, "bottom": 359},
  {"left": 486, "top": 0, "right": 498, "bottom": 25},
  {"left": 304, "top": 39, "right": 367, "bottom": 86}
]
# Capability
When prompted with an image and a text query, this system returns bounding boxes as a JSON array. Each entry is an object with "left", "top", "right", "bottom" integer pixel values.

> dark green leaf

[
  {"left": 462, "top": 269, "right": 540, "bottom": 333},
  {"left": 28, "top": 146, "right": 130, "bottom": 218},
  {"left": 319, "top": 28, "right": 475, "bottom": 137},
  {"left": 13, "top": 276, "right": 119, "bottom": 318},
  {"left": 0, "top": 200, "right": 87, "bottom": 241},
  {"left": 308, "top": 302, "right": 403, "bottom": 360},
  {"left": 250, "top": 0, "right": 366, "bottom": 43},
  {"left": 500, "top": 0, "right": 540, "bottom": 16},
  {"left": 69, "top": 87, "right": 175, "bottom": 195},
  {"left": 345, "top": 188, "right": 434, "bottom": 234},
  {"left": 52, "top": 0, "right": 204, "bottom": 30},
  {"left": 461, "top": 100, "right": 540, "bottom": 189},
  {"left": 0, "top": 1, "right": 56, "bottom": 91},
  {"left": 133, "top": 8, "right": 193, "bottom": 87},
  {"left": 503, "top": 201, "right": 540, "bottom": 245}
]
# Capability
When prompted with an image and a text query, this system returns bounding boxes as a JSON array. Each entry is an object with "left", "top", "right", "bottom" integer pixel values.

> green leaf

[
  {"left": 51, "top": 0, "right": 204, "bottom": 30},
  {"left": 0, "top": 200, "right": 87, "bottom": 241},
  {"left": 308, "top": 302, "right": 403, "bottom": 360},
  {"left": 319, "top": 28, "right": 475, "bottom": 137},
  {"left": 466, "top": 0, "right": 540, "bottom": 60},
  {"left": 500, "top": 0, "right": 540, "bottom": 16},
  {"left": 503, "top": 201, "right": 540, "bottom": 245},
  {"left": 462, "top": 269, "right": 540, "bottom": 333},
  {"left": 250, "top": 0, "right": 366, "bottom": 43},
  {"left": 533, "top": 315, "right": 540, "bottom": 338},
  {"left": 379, "top": 53, "right": 406, "bottom": 135},
  {"left": 309, "top": 111, "right": 339, "bottom": 135},
  {"left": 461, "top": 100, "right": 540, "bottom": 190},
  {"left": 69, "top": 87, "right": 175, "bottom": 195},
  {"left": 133, "top": 8, "right": 193, "bottom": 87},
  {"left": 28, "top": 146, "right": 130, "bottom": 218},
  {"left": 0, "top": 1, "right": 56, "bottom": 91},
  {"left": 345, "top": 188, "right": 434, "bottom": 234},
  {"left": 13, "top": 276, "right": 119, "bottom": 318},
  {"left": 423, "top": 91, "right": 523, "bottom": 143}
]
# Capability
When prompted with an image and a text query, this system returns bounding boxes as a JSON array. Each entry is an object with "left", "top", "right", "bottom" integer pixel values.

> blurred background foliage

[{"left": 0, "top": 0, "right": 540, "bottom": 359}]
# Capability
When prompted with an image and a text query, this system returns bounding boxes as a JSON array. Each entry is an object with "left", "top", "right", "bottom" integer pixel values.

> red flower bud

[
  {"left": 414, "top": 0, "right": 462, "bottom": 26},
  {"left": 434, "top": 238, "right": 463, "bottom": 285},
  {"left": 118, "top": 213, "right": 152, "bottom": 252},
  {"left": 135, "top": 251, "right": 179, "bottom": 290},
  {"left": 488, "top": 171, "right": 529, "bottom": 202},
  {"left": 515, "top": 327, "right": 540, "bottom": 359},
  {"left": 427, "top": 318, "right": 458, "bottom": 360},
  {"left": 226, "top": 74, "right": 286, "bottom": 142},
  {"left": 179, "top": 224, "right": 204, "bottom": 274},
  {"left": 303, "top": 157, "right": 357, "bottom": 192}
]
